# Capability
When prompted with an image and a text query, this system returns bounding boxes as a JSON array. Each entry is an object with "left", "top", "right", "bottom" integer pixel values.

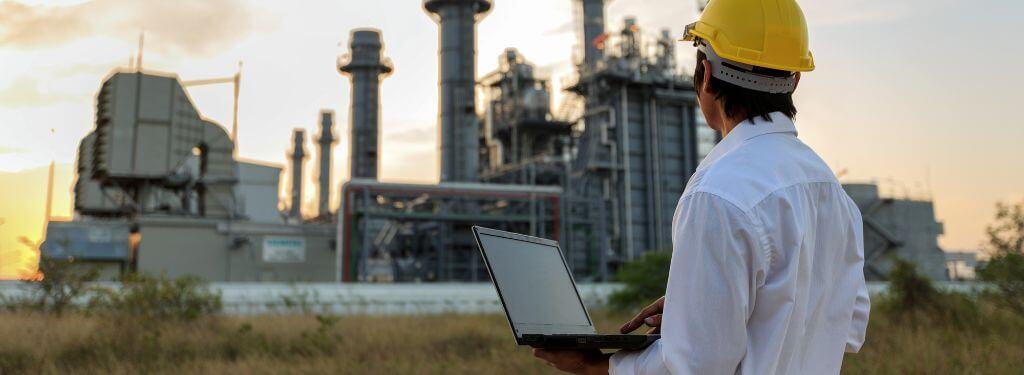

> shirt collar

[{"left": 697, "top": 111, "right": 798, "bottom": 171}]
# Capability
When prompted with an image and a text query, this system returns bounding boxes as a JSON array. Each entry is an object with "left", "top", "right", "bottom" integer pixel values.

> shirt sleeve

[
  {"left": 610, "top": 192, "right": 767, "bottom": 375},
  {"left": 845, "top": 209, "right": 870, "bottom": 353},
  {"left": 845, "top": 280, "right": 870, "bottom": 353}
]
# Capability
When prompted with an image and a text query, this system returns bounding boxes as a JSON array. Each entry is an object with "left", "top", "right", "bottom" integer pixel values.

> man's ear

[
  {"left": 700, "top": 59, "right": 713, "bottom": 95},
  {"left": 793, "top": 72, "right": 801, "bottom": 91}
]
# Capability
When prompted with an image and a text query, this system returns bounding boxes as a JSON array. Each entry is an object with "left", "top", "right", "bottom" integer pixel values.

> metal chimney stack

[
  {"left": 339, "top": 29, "right": 392, "bottom": 181},
  {"left": 577, "top": 0, "right": 606, "bottom": 66},
  {"left": 424, "top": 0, "right": 492, "bottom": 182},
  {"left": 316, "top": 110, "right": 336, "bottom": 218},
  {"left": 289, "top": 129, "right": 307, "bottom": 219}
]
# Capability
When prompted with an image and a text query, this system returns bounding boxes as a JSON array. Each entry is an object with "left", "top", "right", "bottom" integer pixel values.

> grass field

[{"left": 2, "top": 304, "right": 1023, "bottom": 374}]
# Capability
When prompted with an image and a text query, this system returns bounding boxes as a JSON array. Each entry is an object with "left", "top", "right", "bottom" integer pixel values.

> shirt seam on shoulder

[
  {"left": 749, "top": 178, "right": 835, "bottom": 209},
  {"left": 679, "top": 190, "right": 772, "bottom": 287},
  {"left": 681, "top": 189, "right": 748, "bottom": 214}
]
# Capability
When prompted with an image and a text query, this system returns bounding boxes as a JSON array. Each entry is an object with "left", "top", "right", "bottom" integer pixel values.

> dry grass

[
  {"left": 1, "top": 307, "right": 1022, "bottom": 374},
  {"left": 842, "top": 303, "right": 1024, "bottom": 374}
]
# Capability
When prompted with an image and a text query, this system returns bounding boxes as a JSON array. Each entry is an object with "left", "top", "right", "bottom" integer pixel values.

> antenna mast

[{"left": 136, "top": 32, "right": 145, "bottom": 72}]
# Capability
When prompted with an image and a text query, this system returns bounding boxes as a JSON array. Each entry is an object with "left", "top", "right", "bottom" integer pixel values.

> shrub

[
  {"left": 2, "top": 258, "right": 99, "bottom": 315},
  {"left": 609, "top": 250, "right": 671, "bottom": 311},
  {"left": 88, "top": 273, "right": 222, "bottom": 321},
  {"left": 216, "top": 315, "right": 344, "bottom": 360},
  {"left": 978, "top": 201, "right": 1024, "bottom": 315},
  {"left": 290, "top": 315, "right": 343, "bottom": 357},
  {"left": 979, "top": 252, "right": 1024, "bottom": 314},
  {"left": 885, "top": 258, "right": 941, "bottom": 313},
  {"left": 881, "top": 258, "right": 979, "bottom": 327}
]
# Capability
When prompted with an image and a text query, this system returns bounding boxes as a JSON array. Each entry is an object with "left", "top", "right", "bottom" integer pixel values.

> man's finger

[
  {"left": 620, "top": 297, "right": 665, "bottom": 333},
  {"left": 644, "top": 314, "right": 662, "bottom": 327}
]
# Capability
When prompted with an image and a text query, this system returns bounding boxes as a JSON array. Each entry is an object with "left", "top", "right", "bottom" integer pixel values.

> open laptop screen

[{"left": 477, "top": 231, "right": 592, "bottom": 334}]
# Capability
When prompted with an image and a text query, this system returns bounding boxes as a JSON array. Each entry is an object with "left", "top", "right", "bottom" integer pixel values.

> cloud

[
  {"left": 800, "top": 0, "right": 958, "bottom": 27},
  {"left": 0, "top": 145, "right": 27, "bottom": 155},
  {"left": 536, "top": 58, "right": 572, "bottom": 77},
  {"left": 0, "top": 76, "right": 78, "bottom": 107},
  {"left": 543, "top": 21, "right": 574, "bottom": 36},
  {"left": 384, "top": 126, "right": 435, "bottom": 145},
  {"left": 49, "top": 61, "right": 121, "bottom": 78},
  {"left": 0, "top": 0, "right": 271, "bottom": 57},
  {"left": 801, "top": 1, "right": 913, "bottom": 27}
]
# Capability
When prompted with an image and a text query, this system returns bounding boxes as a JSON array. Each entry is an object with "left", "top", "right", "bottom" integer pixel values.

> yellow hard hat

[{"left": 682, "top": 0, "right": 814, "bottom": 73}]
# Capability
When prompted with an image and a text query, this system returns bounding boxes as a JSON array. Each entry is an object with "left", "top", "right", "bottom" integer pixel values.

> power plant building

[
  {"left": 337, "top": 0, "right": 704, "bottom": 282},
  {"left": 44, "top": 71, "right": 336, "bottom": 282},
  {"left": 42, "top": 0, "right": 953, "bottom": 283},
  {"left": 843, "top": 184, "right": 949, "bottom": 281}
]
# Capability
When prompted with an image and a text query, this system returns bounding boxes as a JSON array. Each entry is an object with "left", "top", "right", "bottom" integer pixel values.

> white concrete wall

[{"left": 0, "top": 282, "right": 987, "bottom": 316}]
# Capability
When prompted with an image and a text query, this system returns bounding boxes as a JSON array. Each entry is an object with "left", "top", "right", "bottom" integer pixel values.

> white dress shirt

[{"left": 610, "top": 112, "right": 870, "bottom": 374}]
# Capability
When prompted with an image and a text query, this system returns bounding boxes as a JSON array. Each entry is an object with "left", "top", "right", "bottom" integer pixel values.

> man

[{"left": 533, "top": 0, "right": 870, "bottom": 373}]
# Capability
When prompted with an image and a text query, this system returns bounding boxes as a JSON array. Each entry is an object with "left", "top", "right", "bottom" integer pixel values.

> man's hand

[
  {"left": 619, "top": 296, "right": 665, "bottom": 334},
  {"left": 533, "top": 348, "right": 610, "bottom": 374}
]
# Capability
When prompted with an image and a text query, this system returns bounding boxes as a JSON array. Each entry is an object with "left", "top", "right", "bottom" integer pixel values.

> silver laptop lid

[{"left": 472, "top": 226, "right": 596, "bottom": 338}]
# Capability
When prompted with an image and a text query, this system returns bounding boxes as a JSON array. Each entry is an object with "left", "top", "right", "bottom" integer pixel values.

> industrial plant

[{"left": 41, "top": 0, "right": 951, "bottom": 283}]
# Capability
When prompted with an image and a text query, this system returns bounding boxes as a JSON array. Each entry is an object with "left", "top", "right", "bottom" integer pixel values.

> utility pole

[{"left": 136, "top": 32, "right": 144, "bottom": 72}]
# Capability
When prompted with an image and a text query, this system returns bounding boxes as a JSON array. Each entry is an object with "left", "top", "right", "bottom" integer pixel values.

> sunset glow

[{"left": 2, "top": 0, "right": 1023, "bottom": 279}]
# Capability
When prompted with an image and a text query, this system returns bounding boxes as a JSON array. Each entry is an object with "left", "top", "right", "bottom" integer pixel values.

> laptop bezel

[{"left": 471, "top": 226, "right": 597, "bottom": 345}]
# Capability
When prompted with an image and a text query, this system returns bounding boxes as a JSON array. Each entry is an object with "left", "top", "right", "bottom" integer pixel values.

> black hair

[{"left": 694, "top": 50, "right": 797, "bottom": 123}]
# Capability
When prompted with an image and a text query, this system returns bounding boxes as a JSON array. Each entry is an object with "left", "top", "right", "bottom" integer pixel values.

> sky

[{"left": 1, "top": 0, "right": 1022, "bottom": 278}]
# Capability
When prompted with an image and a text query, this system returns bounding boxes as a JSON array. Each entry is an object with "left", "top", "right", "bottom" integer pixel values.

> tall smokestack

[
  {"left": 578, "top": 0, "right": 606, "bottom": 66},
  {"left": 424, "top": 0, "right": 492, "bottom": 182},
  {"left": 339, "top": 28, "right": 392, "bottom": 181},
  {"left": 316, "top": 110, "right": 336, "bottom": 218},
  {"left": 289, "top": 129, "right": 307, "bottom": 219}
]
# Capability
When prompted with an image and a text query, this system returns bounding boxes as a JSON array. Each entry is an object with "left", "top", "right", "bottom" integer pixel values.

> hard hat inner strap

[{"left": 698, "top": 42, "right": 796, "bottom": 94}]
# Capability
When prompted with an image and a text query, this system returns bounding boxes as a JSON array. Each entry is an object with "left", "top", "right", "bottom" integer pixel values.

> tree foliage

[
  {"left": 886, "top": 258, "right": 941, "bottom": 312},
  {"left": 880, "top": 258, "right": 980, "bottom": 328},
  {"left": 979, "top": 200, "right": 1024, "bottom": 314},
  {"left": 1, "top": 258, "right": 100, "bottom": 315},
  {"left": 609, "top": 251, "right": 671, "bottom": 311}
]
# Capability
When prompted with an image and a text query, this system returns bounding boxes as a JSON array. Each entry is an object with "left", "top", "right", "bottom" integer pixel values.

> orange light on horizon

[{"left": 0, "top": 242, "right": 43, "bottom": 281}]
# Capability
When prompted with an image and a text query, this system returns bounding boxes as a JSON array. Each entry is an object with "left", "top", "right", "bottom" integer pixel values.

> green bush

[
  {"left": 980, "top": 252, "right": 1024, "bottom": 314},
  {"left": 885, "top": 258, "right": 942, "bottom": 313},
  {"left": 978, "top": 201, "right": 1024, "bottom": 315},
  {"left": 1, "top": 258, "right": 100, "bottom": 315},
  {"left": 880, "top": 258, "right": 979, "bottom": 327},
  {"left": 609, "top": 250, "right": 671, "bottom": 311},
  {"left": 88, "top": 273, "right": 222, "bottom": 321}
]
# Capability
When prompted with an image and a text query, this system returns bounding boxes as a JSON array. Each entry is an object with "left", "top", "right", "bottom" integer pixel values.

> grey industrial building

[
  {"left": 843, "top": 184, "right": 949, "bottom": 281},
  {"left": 338, "top": 0, "right": 708, "bottom": 282},
  {"left": 43, "top": 72, "right": 337, "bottom": 281},
  {"left": 42, "top": 0, "right": 950, "bottom": 283}
]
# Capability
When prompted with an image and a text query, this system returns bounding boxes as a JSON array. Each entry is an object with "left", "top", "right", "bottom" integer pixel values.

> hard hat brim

[
  {"left": 677, "top": 20, "right": 815, "bottom": 72},
  {"left": 679, "top": 22, "right": 697, "bottom": 42}
]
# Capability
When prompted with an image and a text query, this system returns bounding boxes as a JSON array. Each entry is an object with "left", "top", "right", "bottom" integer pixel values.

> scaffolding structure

[
  {"left": 563, "top": 17, "right": 702, "bottom": 269},
  {"left": 339, "top": 179, "right": 567, "bottom": 282},
  {"left": 338, "top": 3, "right": 707, "bottom": 282}
]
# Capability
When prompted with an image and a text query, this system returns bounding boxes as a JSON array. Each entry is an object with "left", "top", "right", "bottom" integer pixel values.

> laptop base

[{"left": 521, "top": 334, "right": 660, "bottom": 350}]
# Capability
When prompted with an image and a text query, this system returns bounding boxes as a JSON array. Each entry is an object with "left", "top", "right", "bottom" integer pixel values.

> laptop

[{"left": 472, "top": 226, "right": 660, "bottom": 350}]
